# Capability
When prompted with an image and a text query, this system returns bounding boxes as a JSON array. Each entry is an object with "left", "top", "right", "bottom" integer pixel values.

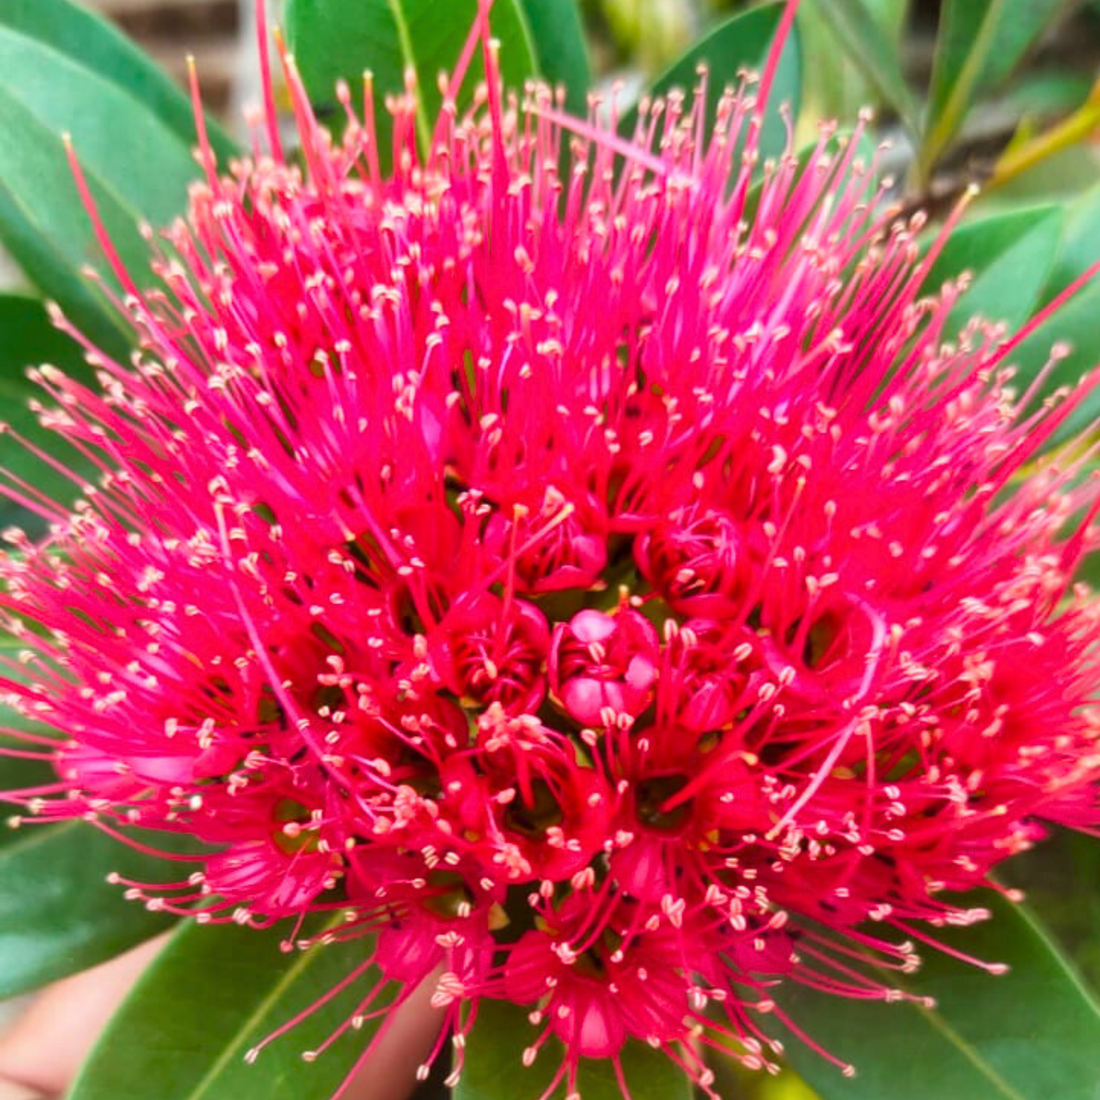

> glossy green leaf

[
  {"left": 455, "top": 997, "right": 694, "bottom": 1100},
  {"left": 0, "top": 91, "right": 132, "bottom": 353},
  {"left": 0, "top": 21, "right": 207, "bottom": 352},
  {"left": 286, "top": 0, "right": 539, "bottom": 166},
  {"left": 999, "top": 70, "right": 1096, "bottom": 122},
  {"left": 1003, "top": 829, "right": 1100, "bottom": 995},
  {"left": 0, "top": 647, "right": 58, "bottom": 850},
  {"left": 618, "top": 3, "right": 802, "bottom": 163},
  {"left": 778, "top": 891, "right": 1100, "bottom": 1100},
  {"left": 0, "top": 0, "right": 235, "bottom": 161},
  {"left": 0, "top": 28, "right": 198, "bottom": 228},
  {"left": 0, "top": 295, "right": 86, "bottom": 383},
  {"left": 794, "top": 0, "right": 907, "bottom": 136},
  {"left": 1007, "top": 182, "right": 1100, "bottom": 443},
  {"left": 0, "top": 632, "right": 172, "bottom": 996},
  {"left": 0, "top": 748, "right": 54, "bottom": 837},
  {"left": 922, "top": 0, "right": 1073, "bottom": 173},
  {"left": 0, "top": 294, "right": 98, "bottom": 535},
  {"left": 811, "top": 0, "right": 919, "bottom": 136},
  {"left": 0, "top": 820, "right": 178, "bottom": 997},
  {"left": 70, "top": 918, "right": 386, "bottom": 1100},
  {"left": 516, "top": 0, "right": 590, "bottom": 116},
  {"left": 921, "top": 205, "right": 1063, "bottom": 337}
]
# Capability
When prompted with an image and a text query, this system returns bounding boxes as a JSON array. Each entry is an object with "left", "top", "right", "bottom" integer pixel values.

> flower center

[
  {"left": 503, "top": 779, "right": 564, "bottom": 838},
  {"left": 271, "top": 798, "right": 320, "bottom": 854},
  {"left": 634, "top": 773, "right": 693, "bottom": 835},
  {"left": 423, "top": 869, "right": 476, "bottom": 919},
  {"left": 802, "top": 609, "right": 845, "bottom": 670}
]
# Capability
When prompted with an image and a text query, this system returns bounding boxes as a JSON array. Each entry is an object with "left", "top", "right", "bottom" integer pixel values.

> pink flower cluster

[{"left": 2, "top": 3, "right": 1100, "bottom": 1096}]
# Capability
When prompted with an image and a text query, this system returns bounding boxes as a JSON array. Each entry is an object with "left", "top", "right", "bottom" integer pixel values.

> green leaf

[
  {"left": 455, "top": 997, "right": 694, "bottom": 1100},
  {"left": 0, "top": 745, "right": 54, "bottom": 829},
  {"left": 0, "top": 93, "right": 133, "bottom": 353},
  {"left": 0, "top": 630, "right": 173, "bottom": 998},
  {"left": 70, "top": 918, "right": 387, "bottom": 1100},
  {"left": 618, "top": 3, "right": 802, "bottom": 163},
  {"left": 794, "top": 0, "right": 908, "bottom": 137},
  {"left": 0, "top": 0, "right": 235, "bottom": 162},
  {"left": 1002, "top": 829, "right": 1100, "bottom": 996},
  {"left": 0, "top": 294, "right": 98, "bottom": 536},
  {"left": 0, "top": 20, "right": 208, "bottom": 352},
  {"left": 0, "top": 576, "right": 64, "bottom": 839},
  {"left": 998, "top": 70, "right": 1097, "bottom": 122},
  {"left": 0, "top": 26, "right": 199, "bottom": 235},
  {"left": 0, "top": 295, "right": 86, "bottom": 383},
  {"left": 286, "top": 0, "right": 539, "bottom": 167},
  {"left": 778, "top": 891, "right": 1100, "bottom": 1100},
  {"left": 516, "top": 0, "right": 590, "bottom": 116},
  {"left": 810, "top": 0, "right": 920, "bottom": 137},
  {"left": 920, "top": 205, "right": 1063, "bottom": 337},
  {"left": 0, "top": 820, "right": 178, "bottom": 998},
  {"left": 922, "top": 0, "right": 1074, "bottom": 173},
  {"left": 1006, "top": 182, "right": 1100, "bottom": 442}
]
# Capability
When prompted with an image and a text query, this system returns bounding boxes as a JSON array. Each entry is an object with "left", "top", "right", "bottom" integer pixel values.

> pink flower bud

[
  {"left": 660, "top": 619, "right": 760, "bottom": 732},
  {"left": 636, "top": 507, "right": 749, "bottom": 616},
  {"left": 432, "top": 594, "right": 549, "bottom": 714},
  {"left": 484, "top": 500, "right": 607, "bottom": 594},
  {"left": 549, "top": 607, "right": 659, "bottom": 725}
]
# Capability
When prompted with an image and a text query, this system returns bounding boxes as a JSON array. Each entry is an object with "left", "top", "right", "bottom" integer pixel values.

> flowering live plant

[{"left": 1, "top": 1, "right": 1100, "bottom": 1099}]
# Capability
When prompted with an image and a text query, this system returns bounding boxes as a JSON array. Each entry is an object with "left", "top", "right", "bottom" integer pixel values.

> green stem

[{"left": 986, "top": 78, "right": 1100, "bottom": 192}]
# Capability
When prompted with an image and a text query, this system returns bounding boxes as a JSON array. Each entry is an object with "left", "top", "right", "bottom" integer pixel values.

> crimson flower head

[{"left": 3, "top": 1, "right": 1100, "bottom": 1096}]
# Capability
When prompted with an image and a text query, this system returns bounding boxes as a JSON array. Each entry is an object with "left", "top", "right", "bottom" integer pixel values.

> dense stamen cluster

[{"left": 2, "top": 5, "right": 1100, "bottom": 1097}]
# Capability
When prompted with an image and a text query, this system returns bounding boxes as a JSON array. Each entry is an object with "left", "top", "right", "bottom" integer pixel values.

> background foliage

[{"left": 0, "top": 1, "right": 1098, "bottom": 1099}]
